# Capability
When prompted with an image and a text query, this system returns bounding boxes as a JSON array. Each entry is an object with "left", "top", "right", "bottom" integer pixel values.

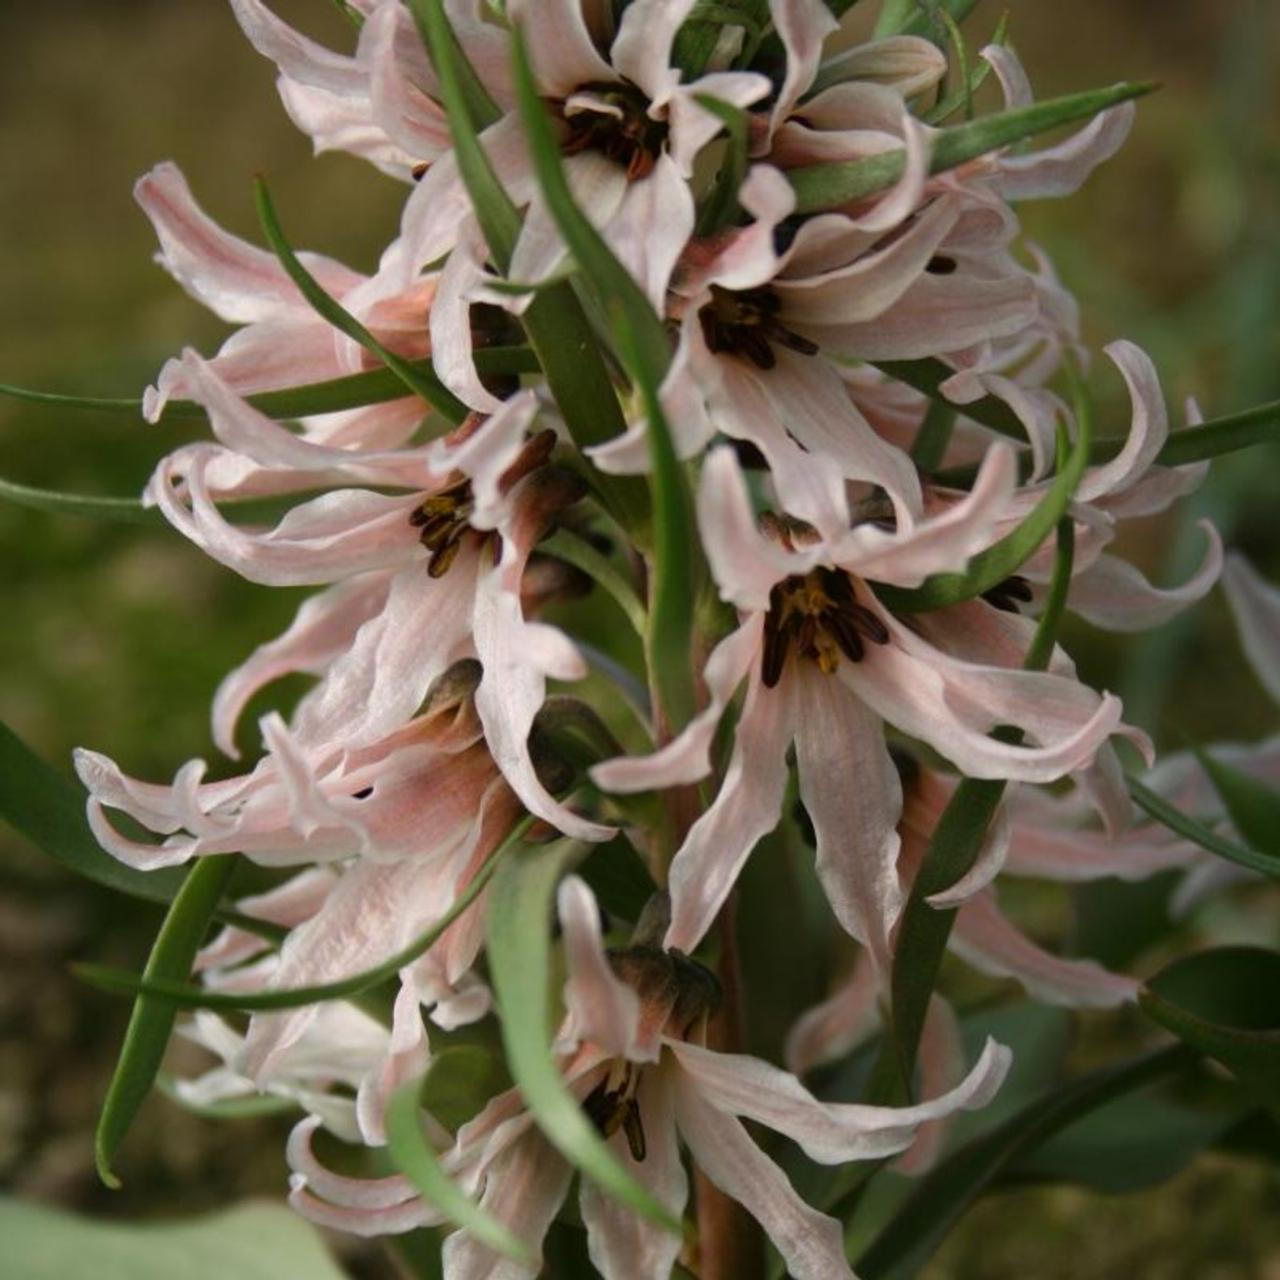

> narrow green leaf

[
  {"left": 877, "top": 411, "right": 1087, "bottom": 614},
  {"left": 412, "top": 0, "right": 649, "bottom": 535},
  {"left": 1141, "top": 948, "right": 1280, "bottom": 1110},
  {"left": 672, "top": 1, "right": 767, "bottom": 77},
  {"left": 0, "top": 719, "right": 187, "bottom": 905},
  {"left": 937, "top": 8, "right": 973, "bottom": 120},
  {"left": 486, "top": 839, "right": 680, "bottom": 1231},
  {"left": 867, "top": 507, "right": 1076, "bottom": 1104},
  {"left": 614, "top": 308, "right": 699, "bottom": 733},
  {"left": 0, "top": 349, "right": 538, "bottom": 423},
  {"left": 386, "top": 1074, "right": 533, "bottom": 1264},
  {"left": 96, "top": 855, "right": 237, "bottom": 1187},
  {"left": 330, "top": 0, "right": 365, "bottom": 28},
  {"left": 410, "top": 0, "right": 517, "bottom": 266},
  {"left": 907, "top": 399, "right": 956, "bottom": 472},
  {"left": 509, "top": 28, "right": 672, "bottom": 381},
  {"left": 405, "top": 0, "right": 500, "bottom": 132},
  {"left": 873, "top": 357, "right": 1026, "bottom": 440},
  {"left": 0, "top": 476, "right": 162, "bottom": 525},
  {"left": 75, "top": 817, "right": 533, "bottom": 1012},
  {"left": 540, "top": 528, "right": 647, "bottom": 638},
  {"left": 1156, "top": 397, "right": 1280, "bottom": 466},
  {"left": 1197, "top": 749, "right": 1280, "bottom": 859},
  {"left": 512, "top": 27, "right": 697, "bottom": 729},
  {"left": 1127, "top": 776, "right": 1280, "bottom": 881},
  {"left": 693, "top": 94, "right": 751, "bottom": 237},
  {"left": 856, "top": 1045, "right": 1196, "bottom": 1279},
  {"left": 790, "top": 81, "right": 1156, "bottom": 214},
  {"left": 253, "top": 177, "right": 467, "bottom": 424},
  {"left": 922, "top": 10, "right": 1005, "bottom": 125}
]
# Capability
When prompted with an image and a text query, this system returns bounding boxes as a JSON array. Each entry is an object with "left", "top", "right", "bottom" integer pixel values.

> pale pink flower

[
  {"left": 77, "top": 661, "right": 530, "bottom": 1088},
  {"left": 287, "top": 877, "right": 1012, "bottom": 1279},
  {"left": 230, "top": 0, "right": 513, "bottom": 179},
  {"left": 592, "top": 445, "right": 1145, "bottom": 962},
  {"left": 175, "top": 1002, "right": 404, "bottom": 1145},
  {"left": 134, "top": 161, "right": 450, "bottom": 434},
  {"left": 143, "top": 351, "right": 609, "bottom": 841}
]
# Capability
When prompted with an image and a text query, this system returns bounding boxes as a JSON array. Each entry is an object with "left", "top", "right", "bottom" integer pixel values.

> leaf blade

[
  {"left": 95, "top": 855, "right": 237, "bottom": 1186},
  {"left": 486, "top": 839, "right": 680, "bottom": 1231},
  {"left": 790, "top": 81, "right": 1156, "bottom": 214},
  {"left": 385, "top": 1074, "right": 534, "bottom": 1264}
]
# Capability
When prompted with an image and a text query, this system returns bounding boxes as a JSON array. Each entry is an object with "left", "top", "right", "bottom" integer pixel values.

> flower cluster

[{"left": 70, "top": 1, "right": 1261, "bottom": 1276}]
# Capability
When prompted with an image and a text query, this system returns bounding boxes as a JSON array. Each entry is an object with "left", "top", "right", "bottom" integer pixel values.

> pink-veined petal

[
  {"left": 784, "top": 950, "right": 880, "bottom": 1077},
  {"left": 792, "top": 665, "right": 904, "bottom": 967},
  {"left": 670, "top": 1034, "right": 1009, "bottom": 1163},
  {"left": 580, "top": 1063, "right": 688, "bottom": 1280},
  {"left": 231, "top": 0, "right": 366, "bottom": 95},
  {"left": 134, "top": 163, "right": 360, "bottom": 324},
  {"left": 591, "top": 613, "right": 762, "bottom": 793},
  {"left": 893, "top": 996, "right": 964, "bottom": 1176},
  {"left": 673, "top": 1078, "right": 855, "bottom": 1280},
  {"left": 212, "top": 572, "right": 394, "bottom": 757},
  {"left": 952, "top": 891, "right": 1139, "bottom": 1007},
  {"left": 763, "top": 0, "right": 838, "bottom": 146},
  {"left": 1065, "top": 523, "right": 1223, "bottom": 633},
  {"left": 1075, "top": 341, "right": 1168, "bottom": 503},
  {"left": 558, "top": 876, "right": 642, "bottom": 1057},
  {"left": 508, "top": 0, "right": 614, "bottom": 96},
  {"left": 665, "top": 670, "right": 797, "bottom": 952},
  {"left": 441, "top": 1128, "right": 572, "bottom": 1280}
]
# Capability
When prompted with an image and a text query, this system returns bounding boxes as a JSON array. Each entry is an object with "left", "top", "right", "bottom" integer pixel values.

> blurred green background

[{"left": 0, "top": 2, "right": 1277, "bottom": 1277}]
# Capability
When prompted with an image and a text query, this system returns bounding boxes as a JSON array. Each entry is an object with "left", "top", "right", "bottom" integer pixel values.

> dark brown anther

[
  {"left": 621, "top": 1098, "right": 647, "bottom": 1162},
  {"left": 758, "top": 564, "right": 890, "bottom": 684},
  {"left": 559, "top": 82, "right": 668, "bottom": 184},
  {"left": 926, "top": 255, "right": 957, "bottom": 275},
  {"left": 697, "top": 284, "right": 819, "bottom": 371},
  {"left": 982, "top": 575, "right": 1035, "bottom": 614},
  {"left": 411, "top": 161, "right": 430, "bottom": 181}
]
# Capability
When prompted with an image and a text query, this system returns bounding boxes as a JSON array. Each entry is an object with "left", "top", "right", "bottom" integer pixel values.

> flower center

[
  {"left": 762, "top": 566, "right": 890, "bottom": 687},
  {"left": 580, "top": 947, "right": 722, "bottom": 1161},
  {"left": 409, "top": 480, "right": 485, "bottom": 579},
  {"left": 582, "top": 1062, "right": 647, "bottom": 1161},
  {"left": 698, "top": 284, "right": 819, "bottom": 370},
  {"left": 560, "top": 82, "right": 668, "bottom": 181}
]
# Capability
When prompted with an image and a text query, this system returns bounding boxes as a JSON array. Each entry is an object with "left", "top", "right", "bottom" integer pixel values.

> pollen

[{"left": 761, "top": 567, "right": 890, "bottom": 687}]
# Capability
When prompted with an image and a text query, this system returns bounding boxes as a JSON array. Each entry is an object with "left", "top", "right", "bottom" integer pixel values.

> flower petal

[
  {"left": 665, "top": 670, "right": 796, "bottom": 952},
  {"left": 673, "top": 1077, "right": 855, "bottom": 1280},
  {"left": 792, "top": 666, "right": 904, "bottom": 966},
  {"left": 558, "top": 876, "right": 642, "bottom": 1057},
  {"left": 1222, "top": 553, "right": 1280, "bottom": 705},
  {"left": 952, "top": 891, "right": 1139, "bottom": 1007}
]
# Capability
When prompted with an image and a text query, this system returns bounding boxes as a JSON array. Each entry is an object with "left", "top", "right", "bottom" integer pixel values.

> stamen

[
  {"left": 559, "top": 82, "right": 668, "bottom": 183},
  {"left": 698, "top": 284, "right": 819, "bottom": 371},
  {"left": 759, "top": 565, "right": 890, "bottom": 687}
]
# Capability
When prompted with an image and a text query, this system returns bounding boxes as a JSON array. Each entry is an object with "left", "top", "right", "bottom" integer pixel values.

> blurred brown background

[{"left": 1, "top": 2, "right": 1278, "bottom": 1277}]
